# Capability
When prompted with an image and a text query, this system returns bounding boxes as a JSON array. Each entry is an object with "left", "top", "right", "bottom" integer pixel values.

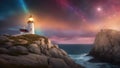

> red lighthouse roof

[{"left": 20, "top": 29, "right": 29, "bottom": 32}]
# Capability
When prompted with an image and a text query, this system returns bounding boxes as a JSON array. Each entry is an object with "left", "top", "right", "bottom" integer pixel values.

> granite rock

[
  {"left": 0, "top": 34, "right": 83, "bottom": 68},
  {"left": 90, "top": 29, "right": 120, "bottom": 64}
]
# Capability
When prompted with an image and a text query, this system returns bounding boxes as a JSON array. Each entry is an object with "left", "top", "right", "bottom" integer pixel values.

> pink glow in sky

[{"left": 1, "top": 0, "right": 120, "bottom": 44}]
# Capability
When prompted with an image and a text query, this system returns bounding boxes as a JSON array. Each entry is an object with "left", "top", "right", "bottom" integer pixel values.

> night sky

[{"left": 0, "top": 0, "right": 120, "bottom": 44}]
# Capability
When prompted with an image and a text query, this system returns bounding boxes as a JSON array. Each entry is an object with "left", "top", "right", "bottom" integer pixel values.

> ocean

[{"left": 59, "top": 44, "right": 120, "bottom": 68}]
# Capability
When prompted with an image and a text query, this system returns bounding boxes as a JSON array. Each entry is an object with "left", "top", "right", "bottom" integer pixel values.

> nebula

[{"left": 0, "top": 0, "right": 120, "bottom": 44}]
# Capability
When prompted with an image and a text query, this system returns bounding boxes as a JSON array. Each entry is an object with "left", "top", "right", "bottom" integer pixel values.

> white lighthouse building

[
  {"left": 27, "top": 15, "right": 35, "bottom": 34},
  {"left": 20, "top": 15, "right": 35, "bottom": 35}
]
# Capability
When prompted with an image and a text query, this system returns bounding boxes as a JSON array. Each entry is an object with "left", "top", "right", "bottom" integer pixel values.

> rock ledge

[
  {"left": 90, "top": 29, "right": 120, "bottom": 64},
  {"left": 0, "top": 34, "right": 83, "bottom": 68}
]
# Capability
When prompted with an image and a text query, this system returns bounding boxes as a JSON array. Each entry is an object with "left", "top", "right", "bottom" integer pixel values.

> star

[{"left": 97, "top": 7, "right": 102, "bottom": 12}]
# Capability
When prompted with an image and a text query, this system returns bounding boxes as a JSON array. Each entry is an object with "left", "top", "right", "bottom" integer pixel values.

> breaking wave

[{"left": 69, "top": 53, "right": 120, "bottom": 68}]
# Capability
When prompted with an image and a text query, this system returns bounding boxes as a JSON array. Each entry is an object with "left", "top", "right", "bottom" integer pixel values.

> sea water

[{"left": 59, "top": 44, "right": 120, "bottom": 68}]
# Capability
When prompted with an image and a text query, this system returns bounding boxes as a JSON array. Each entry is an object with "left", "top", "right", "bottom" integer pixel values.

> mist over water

[{"left": 59, "top": 44, "right": 120, "bottom": 68}]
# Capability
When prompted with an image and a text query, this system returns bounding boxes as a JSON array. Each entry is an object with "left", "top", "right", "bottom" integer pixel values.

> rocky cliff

[
  {"left": 0, "top": 34, "right": 83, "bottom": 68},
  {"left": 90, "top": 29, "right": 120, "bottom": 64}
]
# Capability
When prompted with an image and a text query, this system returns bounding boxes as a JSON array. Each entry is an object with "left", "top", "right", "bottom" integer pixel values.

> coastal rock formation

[
  {"left": 90, "top": 29, "right": 120, "bottom": 64},
  {"left": 0, "top": 34, "right": 83, "bottom": 68}
]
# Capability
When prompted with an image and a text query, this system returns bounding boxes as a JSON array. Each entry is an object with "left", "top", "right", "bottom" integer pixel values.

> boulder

[
  {"left": 18, "top": 39, "right": 28, "bottom": 45},
  {"left": 48, "top": 58, "right": 69, "bottom": 68},
  {"left": 0, "top": 48, "right": 9, "bottom": 54},
  {"left": 5, "top": 42, "right": 13, "bottom": 46},
  {"left": 53, "top": 44, "right": 59, "bottom": 48},
  {"left": 0, "top": 42, "right": 13, "bottom": 48},
  {"left": 37, "top": 55, "right": 48, "bottom": 66},
  {"left": 60, "top": 49, "right": 68, "bottom": 56},
  {"left": 28, "top": 44, "right": 41, "bottom": 54},
  {"left": 33, "top": 40, "right": 41, "bottom": 45},
  {"left": 0, "top": 36, "right": 8, "bottom": 41},
  {"left": 90, "top": 29, "right": 120, "bottom": 64},
  {"left": 47, "top": 39, "right": 53, "bottom": 49},
  {"left": 49, "top": 48, "right": 65, "bottom": 58},
  {"left": 8, "top": 46, "right": 29, "bottom": 55},
  {"left": 62, "top": 56, "right": 80, "bottom": 68},
  {"left": 39, "top": 38, "right": 45, "bottom": 45},
  {"left": 0, "top": 54, "right": 49, "bottom": 68},
  {"left": 8, "top": 39, "right": 14, "bottom": 42},
  {"left": 40, "top": 44, "right": 48, "bottom": 49},
  {"left": 40, "top": 45, "right": 51, "bottom": 56},
  {"left": 47, "top": 44, "right": 53, "bottom": 49}
]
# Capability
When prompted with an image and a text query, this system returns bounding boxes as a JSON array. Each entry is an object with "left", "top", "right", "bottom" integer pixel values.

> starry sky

[{"left": 0, "top": 0, "right": 120, "bottom": 44}]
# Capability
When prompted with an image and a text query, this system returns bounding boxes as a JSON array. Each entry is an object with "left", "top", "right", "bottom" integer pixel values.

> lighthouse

[
  {"left": 27, "top": 15, "right": 35, "bottom": 34},
  {"left": 20, "top": 15, "right": 35, "bottom": 35}
]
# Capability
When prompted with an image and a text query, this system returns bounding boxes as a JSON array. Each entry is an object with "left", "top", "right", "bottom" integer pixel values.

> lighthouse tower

[
  {"left": 27, "top": 15, "right": 35, "bottom": 34},
  {"left": 19, "top": 15, "right": 35, "bottom": 35}
]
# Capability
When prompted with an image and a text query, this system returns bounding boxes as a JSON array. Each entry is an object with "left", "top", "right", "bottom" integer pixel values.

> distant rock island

[
  {"left": 0, "top": 34, "right": 83, "bottom": 68},
  {"left": 90, "top": 29, "right": 120, "bottom": 64}
]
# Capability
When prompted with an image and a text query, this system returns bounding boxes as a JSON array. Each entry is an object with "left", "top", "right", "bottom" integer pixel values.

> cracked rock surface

[
  {"left": 90, "top": 29, "right": 120, "bottom": 64},
  {"left": 0, "top": 34, "right": 83, "bottom": 68}
]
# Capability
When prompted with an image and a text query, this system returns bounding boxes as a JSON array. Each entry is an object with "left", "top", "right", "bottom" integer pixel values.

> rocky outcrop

[
  {"left": 90, "top": 29, "right": 120, "bottom": 64},
  {"left": 0, "top": 34, "right": 83, "bottom": 68}
]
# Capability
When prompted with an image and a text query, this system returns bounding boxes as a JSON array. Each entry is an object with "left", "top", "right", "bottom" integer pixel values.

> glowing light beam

[{"left": 19, "top": 0, "right": 29, "bottom": 14}]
